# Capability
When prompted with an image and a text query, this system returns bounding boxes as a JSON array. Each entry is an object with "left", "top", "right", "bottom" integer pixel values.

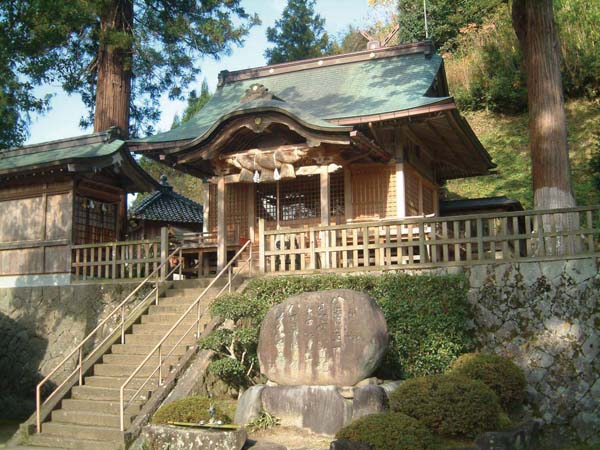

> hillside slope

[{"left": 447, "top": 99, "right": 600, "bottom": 209}]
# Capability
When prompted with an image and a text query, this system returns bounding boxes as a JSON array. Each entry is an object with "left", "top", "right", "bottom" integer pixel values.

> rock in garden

[
  {"left": 261, "top": 385, "right": 352, "bottom": 436},
  {"left": 258, "top": 289, "right": 389, "bottom": 386}
]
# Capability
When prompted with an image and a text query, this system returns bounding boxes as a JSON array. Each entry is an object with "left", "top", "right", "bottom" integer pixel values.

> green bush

[
  {"left": 244, "top": 273, "right": 473, "bottom": 378},
  {"left": 389, "top": 374, "right": 504, "bottom": 438},
  {"left": 335, "top": 412, "right": 434, "bottom": 450},
  {"left": 448, "top": 352, "right": 526, "bottom": 411},
  {"left": 151, "top": 396, "right": 232, "bottom": 425}
]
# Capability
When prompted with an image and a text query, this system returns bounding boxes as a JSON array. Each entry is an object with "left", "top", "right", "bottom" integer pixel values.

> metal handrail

[
  {"left": 119, "top": 240, "right": 253, "bottom": 430},
  {"left": 35, "top": 246, "right": 183, "bottom": 433}
]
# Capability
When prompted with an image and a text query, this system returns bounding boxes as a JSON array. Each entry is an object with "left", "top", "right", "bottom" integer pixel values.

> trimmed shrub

[
  {"left": 389, "top": 374, "right": 503, "bottom": 438},
  {"left": 448, "top": 352, "right": 526, "bottom": 411},
  {"left": 152, "top": 396, "right": 232, "bottom": 425},
  {"left": 335, "top": 412, "right": 434, "bottom": 450}
]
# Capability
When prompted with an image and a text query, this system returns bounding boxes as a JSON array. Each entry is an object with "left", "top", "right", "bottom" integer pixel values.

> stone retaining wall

[
  {"left": 466, "top": 258, "right": 599, "bottom": 443},
  {"left": 0, "top": 283, "right": 139, "bottom": 418}
]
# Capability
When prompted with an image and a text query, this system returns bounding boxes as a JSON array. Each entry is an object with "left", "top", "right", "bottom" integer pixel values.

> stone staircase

[{"left": 28, "top": 279, "right": 223, "bottom": 450}]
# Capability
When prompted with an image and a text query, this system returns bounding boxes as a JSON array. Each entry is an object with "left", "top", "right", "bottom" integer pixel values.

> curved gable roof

[{"left": 136, "top": 43, "right": 447, "bottom": 145}]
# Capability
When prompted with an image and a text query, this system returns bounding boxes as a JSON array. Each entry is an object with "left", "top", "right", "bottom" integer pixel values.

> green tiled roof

[
  {"left": 0, "top": 137, "right": 124, "bottom": 173},
  {"left": 137, "top": 51, "right": 447, "bottom": 144}
]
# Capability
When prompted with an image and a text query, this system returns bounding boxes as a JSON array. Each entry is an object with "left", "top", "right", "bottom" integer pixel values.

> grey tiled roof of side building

[{"left": 130, "top": 176, "right": 203, "bottom": 224}]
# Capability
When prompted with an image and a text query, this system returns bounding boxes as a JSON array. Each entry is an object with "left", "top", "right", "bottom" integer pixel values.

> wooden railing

[
  {"left": 71, "top": 238, "right": 162, "bottom": 281},
  {"left": 259, "top": 206, "right": 600, "bottom": 273}
]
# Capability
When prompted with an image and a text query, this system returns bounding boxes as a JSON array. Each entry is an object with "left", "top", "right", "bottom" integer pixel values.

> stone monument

[{"left": 235, "top": 289, "right": 398, "bottom": 436}]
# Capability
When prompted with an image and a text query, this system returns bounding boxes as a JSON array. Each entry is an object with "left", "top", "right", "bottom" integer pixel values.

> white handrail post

[
  {"left": 249, "top": 243, "right": 253, "bottom": 277},
  {"left": 155, "top": 271, "right": 159, "bottom": 306},
  {"left": 78, "top": 348, "right": 83, "bottom": 385},
  {"left": 120, "top": 305, "right": 125, "bottom": 344},
  {"left": 119, "top": 387, "right": 124, "bottom": 431},
  {"left": 228, "top": 266, "right": 232, "bottom": 293},
  {"left": 158, "top": 346, "right": 163, "bottom": 385},
  {"left": 160, "top": 227, "right": 168, "bottom": 281},
  {"left": 178, "top": 247, "right": 182, "bottom": 279},
  {"left": 36, "top": 386, "right": 41, "bottom": 433}
]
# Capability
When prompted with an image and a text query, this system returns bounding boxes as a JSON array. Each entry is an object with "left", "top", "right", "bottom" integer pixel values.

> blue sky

[{"left": 26, "top": 0, "right": 378, "bottom": 145}]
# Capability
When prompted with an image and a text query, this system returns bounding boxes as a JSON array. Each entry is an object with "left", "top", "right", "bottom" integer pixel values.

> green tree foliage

[
  {"left": 396, "top": 0, "right": 503, "bottom": 51},
  {"left": 134, "top": 80, "right": 213, "bottom": 208},
  {"left": 0, "top": 0, "right": 258, "bottom": 142},
  {"left": 265, "top": 0, "right": 331, "bottom": 64},
  {"left": 171, "top": 79, "right": 212, "bottom": 129},
  {"left": 442, "top": 0, "right": 600, "bottom": 112}
]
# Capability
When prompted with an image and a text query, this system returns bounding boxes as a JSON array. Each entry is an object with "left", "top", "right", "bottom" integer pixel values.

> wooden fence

[
  {"left": 71, "top": 238, "right": 162, "bottom": 282},
  {"left": 259, "top": 206, "right": 600, "bottom": 273}
]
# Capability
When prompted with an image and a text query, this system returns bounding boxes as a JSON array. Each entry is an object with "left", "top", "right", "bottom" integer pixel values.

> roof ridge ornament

[{"left": 240, "top": 83, "right": 283, "bottom": 104}]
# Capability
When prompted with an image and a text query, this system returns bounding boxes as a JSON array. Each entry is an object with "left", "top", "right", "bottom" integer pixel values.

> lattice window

[
  {"left": 73, "top": 196, "right": 117, "bottom": 244},
  {"left": 330, "top": 171, "right": 344, "bottom": 217},
  {"left": 256, "top": 172, "right": 345, "bottom": 224}
]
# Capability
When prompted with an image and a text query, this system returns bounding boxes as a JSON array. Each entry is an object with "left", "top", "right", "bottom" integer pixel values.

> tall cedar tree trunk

[
  {"left": 512, "top": 0, "right": 579, "bottom": 255},
  {"left": 94, "top": 0, "right": 133, "bottom": 138}
]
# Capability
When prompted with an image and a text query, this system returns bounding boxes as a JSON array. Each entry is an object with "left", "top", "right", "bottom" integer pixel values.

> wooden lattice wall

[{"left": 351, "top": 164, "right": 397, "bottom": 219}]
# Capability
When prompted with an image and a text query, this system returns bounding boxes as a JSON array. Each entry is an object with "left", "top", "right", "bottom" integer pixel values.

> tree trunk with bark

[
  {"left": 94, "top": 0, "right": 133, "bottom": 138},
  {"left": 512, "top": 0, "right": 579, "bottom": 255}
]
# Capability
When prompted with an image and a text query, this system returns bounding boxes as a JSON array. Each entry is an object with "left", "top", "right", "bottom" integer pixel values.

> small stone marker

[{"left": 257, "top": 289, "right": 389, "bottom": 386}]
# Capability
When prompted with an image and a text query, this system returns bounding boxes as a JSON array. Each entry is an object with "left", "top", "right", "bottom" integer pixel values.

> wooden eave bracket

[{"left": 349, "top": 130, "right": 391, "bottom": 162}]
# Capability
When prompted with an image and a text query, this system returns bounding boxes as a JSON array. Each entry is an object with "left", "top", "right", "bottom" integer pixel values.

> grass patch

[{"left": 447, "top": 99, "right": 600, "bottom": 208}]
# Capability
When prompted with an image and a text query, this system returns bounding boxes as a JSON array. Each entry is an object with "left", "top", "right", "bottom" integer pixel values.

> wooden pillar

[
  {"left": 320, "top": 166, "right": 330, "bottom": 268},
  {"left": 248, "top": 184, "right": 256, "bottom": 241},
  {"left": 258, "top": 218, "right": 265, "bottom": 273},
  {"left": 396, "top": 162, "right": 406, "bottom": 218},
  {"left": 344, "top": 167, "right": 353, "bottom": 221},
  {"left": 160, "top": 226, "right": 168, "bottom": 280},
  {"left": 320, "top": 167, "right": 330, "bottom": 225},
  {"left": 217, "top": 177, "right": 226, "bottom": 271},
  {"left": 202, "top": 181, "right": 209, "bottom": 234}
]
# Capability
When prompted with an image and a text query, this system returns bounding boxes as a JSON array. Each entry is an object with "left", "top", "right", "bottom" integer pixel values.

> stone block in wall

[{"left": 466, "top": 258, "right": 600, "bottom": 444}]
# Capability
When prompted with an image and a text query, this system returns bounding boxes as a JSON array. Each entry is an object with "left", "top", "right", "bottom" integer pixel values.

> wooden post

[
  {"left": 396, "top": 162, "right": 406, "bottom": 218},
  {"left": 248, "top": 184, "right": 256, "bottom": 242},
  {"left": 344, "top": 167, "right": 353, "bottom": 220},
  {"left": 258, "top": 218, "right": 265, "bottom": 273},
  {"left": 217, "top": 177, "right": 226, "bottom": 271},
  {"left": 202, "top": 181, "right": 209, "bottom": 234},
  {"left": 160, "top": 227, "right": 168, "bottom": 280},
  {"left": 320, "top": 166, "right": 330, "bottom": 269}
]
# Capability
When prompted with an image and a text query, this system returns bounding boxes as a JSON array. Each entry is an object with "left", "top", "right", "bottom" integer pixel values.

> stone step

[
  {"left": 29, "top": 433, "right": 120, "bottom": 450},
  {"left": 164, "top": 287, "right": 210, "bottom": 298},
  {"left": 84, "top": 375, "right": 159, "bottom": 390},
  {"left": 125, "top": 332, "right": 197, "bottom": 346},
  {"left": 93, "top": 362, "right": 176, "bottom": 378},
  {"left": 111, "top": 342, "right": 189, "bottom": 356},
  {"left": 61, "top": 398, "right": 141, "bottom": 415},
  {"left": 103, "top": 352, "right": 181, "bottom": 366},
  {"left": 131, "top": 322, "right": 197, "bottom": 335},
  {"left": 41, "top": 422, "right": 123, "bottom": 444},
  {"left": 51, "top": 409, "right": 133, "bottom": 428},
  {"left": 140, "top": 313, "right": 199, "bottom": 325},
  {"left": 71, "top": 385, "right": 152, "bottom": 402},
  {"left": 148, "top": 303, "right": 206, "bottom": 314}
]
